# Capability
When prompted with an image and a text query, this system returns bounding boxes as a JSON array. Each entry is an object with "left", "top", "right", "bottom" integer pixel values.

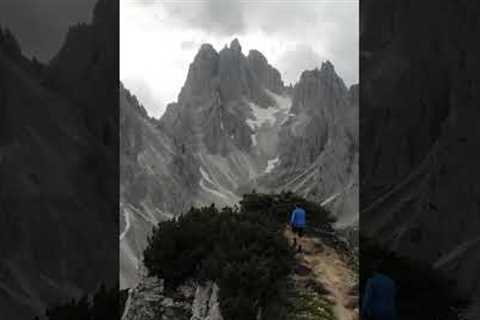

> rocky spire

[
  {"left": 176, "top": 39, "right": 285, "bottom": 108},
  {"left": 291, "top": 61, "right": 348, "bottom": 115},
  {"left": 230, "top": 38, "right": 242, "bottom": 53},
  {"left": 247, "top": 49, "right": 284, "bottom": 94},
  {"left": 178, "top": 44, "right": 219, "bottom": 103}
]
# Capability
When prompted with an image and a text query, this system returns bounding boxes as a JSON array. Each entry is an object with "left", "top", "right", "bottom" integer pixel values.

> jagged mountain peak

[
  {"left": 247, "top": 49, "right": 284, "bottom": 94},
  {"left": 196, "top": 43, "right": 218, "bottom": 60},
  {"left": 320, "top": 59, "right": 335, "bottom": 72},
  {"left": 298, "top": 60, "right": 343, "bottom": 85},
  {"left": 230, "top": 38, "right": 242, "bottom": 52},
  {"left": 178, "top": 44, "right": 219, "bottom": 104},
  {"left": 292, "top": 62, "right": 348, "bottom": 116},
  {"left": 177, "top": 39, "right": 284, "bottom": 108},
  {"left": 247, "top": 48, "right": 267, "bottom": 62},
  {"left": 218, "top": 38, "right": 243, "bottom": 57}
]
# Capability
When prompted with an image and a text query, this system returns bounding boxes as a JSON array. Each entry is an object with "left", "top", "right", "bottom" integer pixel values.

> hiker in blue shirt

[
  {"left": 290, "top": 205, "right": 306, "bottom": 252},
  {"left": 361, "top": 261, "right": 397, "bottom": 320}
]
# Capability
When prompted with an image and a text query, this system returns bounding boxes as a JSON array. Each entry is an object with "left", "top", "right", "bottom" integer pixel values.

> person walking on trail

[
  {"left": 290, "top": 205, "right": 306, "bottom": 252},
  {"left": 361, "top": 261, "right": 397, "bottom": 320}
]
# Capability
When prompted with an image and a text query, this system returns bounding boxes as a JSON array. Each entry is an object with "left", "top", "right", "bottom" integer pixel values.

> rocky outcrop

[
  {"left": 122, "top": 277, "right": 223, "bottom": 320},
  {"left": 190, "top": 282, "right": 223, "bottom": 320}
]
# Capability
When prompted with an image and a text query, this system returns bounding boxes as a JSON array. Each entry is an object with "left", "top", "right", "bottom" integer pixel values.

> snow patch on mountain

[
  {"left": 246, "top": 102, "right": 277, "bottom": 130},
  {"left": 199, "top": 176, "right": 230, "bottom": 201},
  {"left": 265, "top": 157, "right": 280, "bottom": 173},
  {"left": 321, "top": 192, "right": 341, "bottom": 207},
  {"left": 265, "top": 89, "right": 291, "bottom": 112}
]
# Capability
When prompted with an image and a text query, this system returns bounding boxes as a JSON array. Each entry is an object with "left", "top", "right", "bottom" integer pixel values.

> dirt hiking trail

[{"left": 285, "top": 227, "right": 359, "bottom": 320}]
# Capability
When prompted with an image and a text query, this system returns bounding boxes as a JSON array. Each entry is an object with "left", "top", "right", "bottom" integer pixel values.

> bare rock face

[
  {"left": 247, "top": 49, "right": 284, "bottom": 95},
  {"left": 190, "top": 282, "right": 223, "bottom": 320},
  {"left": 161, "top": 38, "right": 279, "bottom": 155},
  {"left": 178, "top": 44, "right": 219, "bottom": 105},
  {"left": 122, "top": 277, "right": 223, "bottom": 320}
]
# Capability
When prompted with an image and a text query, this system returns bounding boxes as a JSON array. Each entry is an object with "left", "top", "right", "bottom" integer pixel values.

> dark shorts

[{"left": 292, "top": 226, "right": 304, "bottom": 237}]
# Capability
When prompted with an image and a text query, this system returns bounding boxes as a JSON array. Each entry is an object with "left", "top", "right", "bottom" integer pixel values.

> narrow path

[{"left": 285, "top": 228, "right": 358, "bottom": 320}]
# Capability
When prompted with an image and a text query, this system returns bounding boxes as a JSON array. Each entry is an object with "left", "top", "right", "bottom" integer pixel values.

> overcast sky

[
  {"left": 121, "top": 0, "right": 359, "bottom": 119},
  {"left": 0, "top": 0, "right": 96, "bottom": 62}
]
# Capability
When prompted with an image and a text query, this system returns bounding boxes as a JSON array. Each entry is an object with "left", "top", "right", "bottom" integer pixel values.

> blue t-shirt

[
  {"left": 362, "top": 273, "right": 396, "bottom": 320},
  {"left": 290, "top": 207, "right": 306, "bottom": 228}
]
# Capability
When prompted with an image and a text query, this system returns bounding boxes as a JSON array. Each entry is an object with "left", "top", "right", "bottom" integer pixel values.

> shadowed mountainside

[
  {"left": 0, "top": 0, "right": 118, "bottom": 318},
  {"left": 360, "top": 0, "right": 480, "bottom": 317}
]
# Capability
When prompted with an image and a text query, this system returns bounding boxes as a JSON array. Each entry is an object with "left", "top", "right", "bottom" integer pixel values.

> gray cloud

[
  {"left": 162, "top": 0, "right": 245, "bottom": 36},
  {"left": 276, "top": 43, "right": 358, "bottom": 87},
  {"left": 180, "top": 40, "right": 197, "bottom": 51},
  {"left": 276, "top": 44, "right": 326, "bottom": 85},
  {"left": 160, "top": 0, "right": 318, "bottom": 37},
  {"left": 0, "top": 0, "right": 96, "bottom": 62},
  {"left": 248, "top": 2, "right": 318, "bottom": 36},
  {"left": 159, "top": 0, "right": 358, "bottom": 85}
]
